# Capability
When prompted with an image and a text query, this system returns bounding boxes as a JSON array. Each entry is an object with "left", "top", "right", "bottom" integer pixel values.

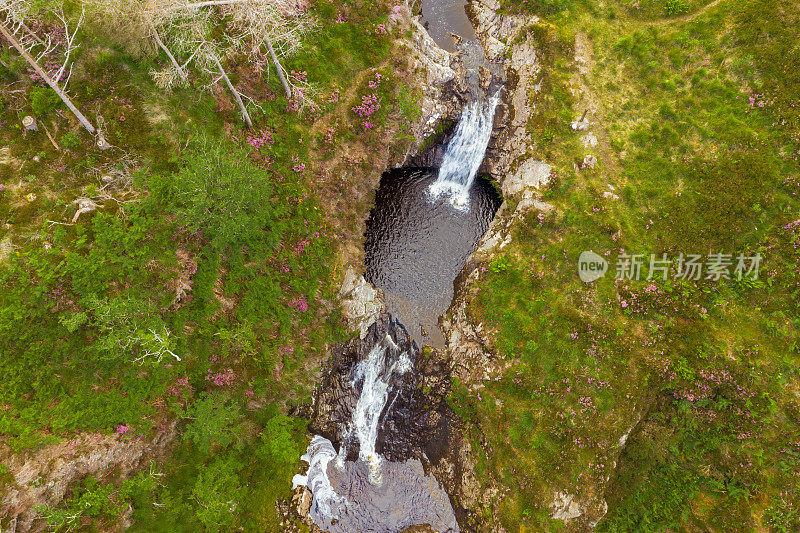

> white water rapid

[
  {"left": 294, "top": 331, "right": 456, "bottom": 532},
  {"left": 429, "top": 93, "right": 501, "bottom": 207},
  {"left": 345, "top": 333, "right": 413, "bottom": 484},
  {"left": 292, "top": 436, "right": 347, "bottom": 524}
]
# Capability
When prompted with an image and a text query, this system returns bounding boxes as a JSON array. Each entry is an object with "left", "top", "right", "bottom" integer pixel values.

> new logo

[{"left": 578, "top": 251, "right": 608, "bottom": 283}]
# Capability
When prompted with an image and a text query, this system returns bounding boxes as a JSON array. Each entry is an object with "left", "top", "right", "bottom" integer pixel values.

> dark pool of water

[
  {"left": 421, "top": 0, "right": 476, "bottom": 52},
  {"left": 364, "top": 168, "right": 501, "bottom": 346}
]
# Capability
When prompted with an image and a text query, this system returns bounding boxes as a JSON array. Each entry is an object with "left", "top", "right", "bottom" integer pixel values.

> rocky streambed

[{"left": 291, "top": 0, "right": 586, "bottom": 531}]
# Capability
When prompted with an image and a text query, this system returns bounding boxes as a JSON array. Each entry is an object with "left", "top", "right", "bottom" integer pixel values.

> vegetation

[
  {"left": 1, "top": 0, "right": 797, "bottom": 530},
  {"left": 0, "top": 0, "right": 413, "bottom": 528},
  {"left": 455, "top": 0, "right": 800, "bottom": 530}
]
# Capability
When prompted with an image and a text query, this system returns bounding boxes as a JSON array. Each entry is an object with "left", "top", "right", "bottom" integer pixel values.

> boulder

[
  {"left": 501, "top": 159, "right": 552, "bottom": 196},
  {"left": 338, "top": 267, "right": 385, "bottom": 339}
]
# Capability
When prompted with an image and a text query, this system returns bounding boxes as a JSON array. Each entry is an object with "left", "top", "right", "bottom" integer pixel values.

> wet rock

[
  {"left": 469, "top": 0, "right": 524, "bottom": 46},
  {"left": 401, "top": 0, "right": 508, "bottom": 168},
  {"left": 301, "top": 313, "right": 481, "bottom": 532},
  {"left": 408, "top": 18, "right": 458, "bottom": 137},
  {"left": 309, "top": 316, "right": 416, "bottom": 455},
  {"left": 472, "top": 7, "right": 544, "bottom": 204}
]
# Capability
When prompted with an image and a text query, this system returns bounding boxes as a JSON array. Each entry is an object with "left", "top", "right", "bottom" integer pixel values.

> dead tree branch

[
  {"left": 0, "top": 19, "right": 96, "bottom": 133},
  {"left": 150, "top": 22, "right": 187, "bottom": 81},
  {"left": 265, "top": 34, "right": 290, "bottom": 98},
  {"left": 209, "top": 49, "right": 252, "bottom": 128}
]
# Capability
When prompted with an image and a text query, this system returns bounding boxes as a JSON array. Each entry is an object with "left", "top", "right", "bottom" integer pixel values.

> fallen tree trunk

[
  {"left": 0, "top": 21, "right": 96, "bottom": 133},
  {"left": 150, "top": 23, "right": 187, "bottom": 80},
  {"left": 265, "top": 34, "right": 291, "bottom": 99},
  {"left": 210, "top": 52, "right": 252, "bottom": 128}
]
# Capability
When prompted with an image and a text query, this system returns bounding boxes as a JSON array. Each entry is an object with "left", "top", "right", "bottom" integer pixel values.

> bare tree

[
  {"left": 218, "top": 0, "right": 315, "bottom": 98},
  {"left": 0, "top": 0, "right": 97, "bottom": 132},
  {"left": 89, "top": 0, "right": 316, "bottom": 122}
]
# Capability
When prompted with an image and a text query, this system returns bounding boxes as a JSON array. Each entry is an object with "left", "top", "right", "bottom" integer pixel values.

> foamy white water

[
  {"left": 430, "top": 93, "right": 501, "bottom": 205},
  {"left": 292, "top": 436, "right": 347, "bottom": 528},
  {"left": 349, "top": 334, "right": 412, "bottom": 485},
  {"left": 294, "top": 332, "right": 414, "bottom": 527}
]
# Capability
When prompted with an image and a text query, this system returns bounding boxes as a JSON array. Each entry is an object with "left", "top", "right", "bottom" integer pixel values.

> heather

[
  {"left": 453, "top": 0, "right": 800, "bottom": 529},
  {"left": 0, "top": 0, "right": 412, "bottom": 528}
]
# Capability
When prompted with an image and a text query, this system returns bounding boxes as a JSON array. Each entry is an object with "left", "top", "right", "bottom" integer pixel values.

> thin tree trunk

[
  {"left": 182, "top": 0, "right": 252, "bottom": 9},
  {"left": 18, "top": 20, "right": 47, "bottom": 47},
  {"left": 210, "top": 52, "right": 252, "bottom": 128},
  {"left": 266, "top": 34, "right": 291, "bottom": 99},
  {"left": 150, "top": 23, "right": 187, "bottom": 80},
  {"left": 0, "top": 21, "right": 96, "bottom": 133}
]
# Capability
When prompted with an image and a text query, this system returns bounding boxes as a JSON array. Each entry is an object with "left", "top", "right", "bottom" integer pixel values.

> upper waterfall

[{"left": 430, "top": 93, "right": 501, "bottom": 205}]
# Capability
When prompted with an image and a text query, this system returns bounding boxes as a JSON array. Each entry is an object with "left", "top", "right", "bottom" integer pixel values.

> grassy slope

[
  {"left": 453, "top": 0, "right": 800, "bottom": 530},
  {"left": 0, "top": 0, "right": 421, "bottom": 530}
]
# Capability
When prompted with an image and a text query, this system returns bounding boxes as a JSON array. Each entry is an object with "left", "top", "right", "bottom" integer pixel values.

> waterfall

[
  {"left": 294, "top": 328, "right": 431, "bottom": 531},
  {"left": 346, "top": 333, "right": 413, "bottom": 485},
  {"left": 430, "top": 93, "right": 501, "bottom": 205},
  {"left": 292, "top": 436, "right": 347, "bottom": 525}
]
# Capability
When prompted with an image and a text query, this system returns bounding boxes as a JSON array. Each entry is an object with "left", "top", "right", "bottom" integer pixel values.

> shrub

[
  {"left": 490, "top": 255, "right": 512, "bottom": 273},
  {"left": 190, "top": 456, "right": 244, "bottom": 531},
  {"left": 183, "top": 393, "right": 246, "bottom": 455},
  {"left": 29, "top": 87, "right": 61, "bottom": 115},
  {"left": 151, "top": 137, "right": 281, "bottom": 251},
  {"left": 60, "top": 131, "right": 81, "bottom": 149},
  {"left": 257, "top": 414, "right": 308, "bottom": 478}
]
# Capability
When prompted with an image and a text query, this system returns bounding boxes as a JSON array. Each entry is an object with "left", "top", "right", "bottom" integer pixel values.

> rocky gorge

[{"left": 291, "top": 0, "right": 605, "bottom": 530}]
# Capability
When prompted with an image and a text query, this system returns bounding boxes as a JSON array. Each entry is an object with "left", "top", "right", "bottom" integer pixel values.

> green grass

[
  {"left": 452, "top": 0, "right": 800, "bottom": 529},
  {"left": 0, "top": 0, "right": 405, "bottom": 528}
]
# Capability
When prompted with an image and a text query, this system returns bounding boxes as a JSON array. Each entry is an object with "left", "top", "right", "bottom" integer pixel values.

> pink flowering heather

[
  {"left": 289, "top": 296, "right": 309, "bottom": 312},
  {"left": 205, "top": 368, "right": 237, "bottom": 387},
  {"left": 294, "top": 239, "right": 311, "bottom": 254},
  {"left": 290, "top": 70, "right": 308, "bottom": 83},
  {"left": 369, "top": 73, "right": 382, "bottom": 89},
  {"left": 247, "top": 129, "right": 274, "bottom": 149}
]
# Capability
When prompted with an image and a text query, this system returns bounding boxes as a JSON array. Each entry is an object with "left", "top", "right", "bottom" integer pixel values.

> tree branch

[
  {"left": 0, "top": 20, "right": 96, "bottom": 133},
  {"left": 265, "top": 33, "right": 291, "bottom": 98},
  {"left": 209, "top": 50, "right": 252, "bottom": 128},
  {"left": 54, "top": 7, "right": 83, "bottom": 87},
  {"left": 150, "top": 23, "right": 187, "bottom": 80}
]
